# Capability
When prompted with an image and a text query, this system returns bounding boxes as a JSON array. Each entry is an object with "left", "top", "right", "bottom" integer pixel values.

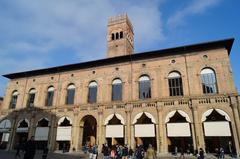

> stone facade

[
  {"left": 0, "top": 15, "right": 239, "bottom": 156},
  {"left": 0, "top": 97, "right": 3, "bottom": 109}
]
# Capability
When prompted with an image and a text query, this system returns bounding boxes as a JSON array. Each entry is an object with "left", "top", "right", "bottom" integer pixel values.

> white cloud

[
  {"left": 0, "top": 0, "right": 165, "bottom": 96},
  {"left": 167, "top": 0, "right": 221, "bottom": 28}
]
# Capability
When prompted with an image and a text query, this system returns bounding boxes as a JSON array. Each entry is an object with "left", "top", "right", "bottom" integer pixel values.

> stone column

[
  {"left": 97, "top": 108, "right": 103, "bottom": 150},
  {"left": 157, "top": 102, "right": 167, "bottom": 154},
  {"left": 231, "top": 100, "right": 240, "bottom": 155},
  {"left": 9, "top": 114, "right": 18, "bottom": 150},
  {"left": 70, "top": 108, "right": 79, "bottom": 151},
  {"left": 48, "top": 115, "right": 57, "bottom": 151},
  {"left": 130, "top": 125, "right": 135, "bottom": 149},
  {"left": 125, "top": 104, "right": 132, "bottom": 146},
  {"left": 191, "top": 123, "right": 197, "bottom": 151},
  {"left": 155, "top": 124, "right": 160, "bottom": 154},
  {"left": 192, "top": 103, "right": 205, "bottom": 151}
]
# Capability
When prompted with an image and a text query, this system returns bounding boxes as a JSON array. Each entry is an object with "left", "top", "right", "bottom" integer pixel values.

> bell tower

[{"left": 107, "top": 14, "right": 134, "bottom": 58}]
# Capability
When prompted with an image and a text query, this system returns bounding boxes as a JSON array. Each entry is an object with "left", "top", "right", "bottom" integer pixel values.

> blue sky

[{"left": 0, "top": 0, "right": 239, "bottom": 96}]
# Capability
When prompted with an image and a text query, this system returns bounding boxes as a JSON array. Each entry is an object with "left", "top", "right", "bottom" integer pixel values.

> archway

[
  {"left": 80, "top": 115, "right": 97, "bottom": 148},
  {"left": 0, "top": 119, "right": 11, "bottom": 149},
  {"left": 56, "top": 116, "right": 72, "bottom": 151},
  {"left": 133, "top": 112, "right": 157, "bottom": 150},
  {"left": 202, "top": 109, "right": 234, "bottom": 154},
  {"left": 165, "top": 110, "right": 193, "bottom": 154},
  {"left": 35, "top": 118, "right": 50, "bottom": 150},
  {"left": 14, "top": 119, "right": 29, "bottom": 149},
  {"left": 104, "top": 114, "right": 125, "bottom": 147}
]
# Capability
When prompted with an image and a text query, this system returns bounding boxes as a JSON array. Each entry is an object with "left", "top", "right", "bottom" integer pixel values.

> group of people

[
  {"left": 99, "top": 143, "right": 155, "bottom": 159},
  {"left": 15, "top": 136, "right": 48, "bottom": 159}
]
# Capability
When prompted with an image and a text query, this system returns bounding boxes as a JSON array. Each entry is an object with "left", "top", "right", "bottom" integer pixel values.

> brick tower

[{"left": 107, "top": 14, "right": 134, "bottom": 58}]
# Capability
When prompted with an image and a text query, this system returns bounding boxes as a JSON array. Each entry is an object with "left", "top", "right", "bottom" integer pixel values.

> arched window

[
  {"left": 116, "top": 32, "right": 119, "bottom": 39},
  {"left": 9, "top": 90, "right": 18, "bottom": 109},
  {"left": 27, "top": 88, "right": 36, "bottom": 108},
  {"left": 139, "top": 75, "right": 151, "bottom": 99},
  {"left": 112, "top": 78, "right": 122, "bottom": 101},
  {"left": 88, "top": 81, "right": 97, "bottom": 103},
  {"left": 120, "top": 31, "right": 123, "bottom": 38},
  {"left": 66, "top": 84, "right": 75, "bottom": 105},
  {"left": 200, "top": 68, "right": 218, "bottom": 94},
  {"left": 46, "top": 86, "right": 54, "bottom": 106},
  {"left": 168, "top": 71, "right": 183, "bottom": 96},
  {"left": 111, "top": 33, "right": 115, "bottom": 40}
]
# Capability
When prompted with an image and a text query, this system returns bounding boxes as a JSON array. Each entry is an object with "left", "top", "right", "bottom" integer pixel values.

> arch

[
  {"left": 165, "top": 110, "right": 191, "bottom": 123},
  {"left": 67, "top": 84, "right": 76, "bottom": 89},
  {"left": 47, "top": 86, "right": 54, "bottom": 91},
  {"left": 112, "top": 78, "right": 122, "bottom": 84},
  {"left": 168, "top": 71, "right": 181, "bottom": 78},
  {"left": 17, "top": 119, "right": 29, "bottom": 127},
  {"left": 200, "top": 68, "right": 215, "bottom": 74},
  {"left": 58, "top": 116, "right": 72, "bottom": 125},
  {"left": 0, "top": 119, "right": 11, "bottom": 129},
  {"left": 89, "top": 81, "right": 98, "bottom": 87},
  {"left": 104, "top": 113, "right": 125, "bottom": 125},
  {"left": 36, "top": 118, "right": 50, "bottom": 126},
  {"left": 139, "top": 75, "right": 150, "bottom": 81},
  {"left": 29, "top": 88, "right": 36, "bottom": 94},
  {"left": 12, "top": 90, "right": 19, "bottom": 96},
  {"left": 132, "top": 112, "right": 156, "bottom": 124},
  {"left": 201, "top": 109, "right": 231, "bottom": 122}
]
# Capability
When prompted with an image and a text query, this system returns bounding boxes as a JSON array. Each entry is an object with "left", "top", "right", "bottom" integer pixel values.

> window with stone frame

[
  {"left": 27, "top": 88, "right": 36, "bottom": 108},
  {"left": 88, "top": 81, "right": 98, "bottom": 103},
  {"left": 9, "top": 90, "right": 18, "bottom": 109},
  {"left": 168, "top": 71, "right": 184, "bottom": 96},
  {"left": 139, "top": 75, "right": 151, "bottom": 99},
  {"left": 200, "top": 68, "right": 218, "bottom": 94},
  {"left": 46, "top": 86, "right": 54, "bottom": 106},
  {"left": 112, "top": 78, "right": 122, "bottom": 101},
  {"left": 66, "top": 84, "right": 75, "bottom": 105}
]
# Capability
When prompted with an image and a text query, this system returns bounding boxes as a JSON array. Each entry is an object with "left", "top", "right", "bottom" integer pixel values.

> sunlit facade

[{"left": 0, "top": 14, "right": 239, "bottom": 155}]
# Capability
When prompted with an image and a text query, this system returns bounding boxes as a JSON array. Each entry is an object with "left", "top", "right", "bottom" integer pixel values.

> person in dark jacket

[
  {"left": 122, "top": 145, "right": 128, "bottom": 159},
  {"left": 135, "top": 145, "right": 144, "bottom": 159},
  {"left": 42, "top": 146, "right": 49, "bottom": 159},
  {"left": 102, "top": 143, "right": 110, "bottom": 159},
  {"left": 199, "top": 148, "right": 204, "bottom": 159},
  {"left": 24, "top": 136, "right": 36, "bottom": 159}
]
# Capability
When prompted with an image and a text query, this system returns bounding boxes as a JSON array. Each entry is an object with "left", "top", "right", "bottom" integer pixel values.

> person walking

[
  {"left": 24, "top": 136, "right": 36, "bottom": 159},
  {"left": 122, "top": 145, "right": 128, "bottom": 159},
  {"left": 198, "top": 148, "right": 204, "bottom": 159},
  {"left": 42, "top": 146, "right": 49, "bottom": 159},
  {"left": 146, "top": 144, "right": 156, "bottom": 159},
  {"left": 128, "top": 147, "right": 134, "bottom": 159},
  {"left": 135, "top": 145, "right": 145, "bottom": 159},
  {"left": 219, "top": 147, "right": 224, "bottom": 159},
  {"left": 180, "top": 148, "right": 185, "bottom": 159},
  {"left": 92, "top": 144, "right": 98, "bottom": 159},
  {"left": 15, "top": 142, "right": 21, "bottom": 159},
  {"left": 102, "top": 143, "right": 110, "bottom": 159}
]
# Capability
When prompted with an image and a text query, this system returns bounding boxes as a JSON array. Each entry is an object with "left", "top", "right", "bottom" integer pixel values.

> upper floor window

[
  {"left": 27, "top": 88, "right": 36, "bottom": 108},
  {"left": 120, "top": 31, "right": 123, "bottom": 38},
  {"left": 10, "top": 91, "right": 18, "bottom": 109},
  {"left": 66, "top": 84, "right": 75, "bottom": 105},
  {"left": 112, "top": 79, "right": 122, "bottom": 101},
  {"left": 46, "top": 86, "right": 54, "bottom": 107},
  {"left": 111, "top": 33, "right": 115, "bottom": 40},
  {"left": 116, "top": 32, "right": 119, "bottom": 39},
  {"left": 88, "top": 81, "right": 97, "bottom": 103},
  {"left": 168, "top": 71, "right": 183, "bottom": 96},
  {"left": 139, "top": 75, "right": 151, "bottom": 99},
  {"left": 200, "top": 68, "right": 218, "bottom": 94}
]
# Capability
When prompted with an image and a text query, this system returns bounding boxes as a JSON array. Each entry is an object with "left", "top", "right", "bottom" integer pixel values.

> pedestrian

[
  {"left": 110, "top": 147, "right": 116, "bottom": 159},
  {"left": 116, "top": 145, "right": 122, "bottom": 159},
  {"left": 180, "top": 148, "right": 185, "bottom": 159},
  {"left": 128, "top": 147, "right": 134, "bottom": 159},
  {"left": 42, "top": 146, "right": 49, "bottom": 159},
  {"left": 15, "top": 142, "right": 21, "bottom": 159},
  {"left": 135, "top": 145, "right": 144, "bottom": 159},
  {"left": 198, "top": 148, "right": 204, "bottom": 159},
  {"left": 122, "top": 144, "right": 128, "bottom": 159},
  {"left": 102, "top": 143, "right": 110, "bottom": 159},
  {"left": 219, "top": 147, "right": 224, "bottom": 159},
  {"left": 89, "top": 145, "right": 93, "bottom": 159},
  {"left": 92, "top": 144, "right": 98, "bottom": 159},
  {"left": 24, "top": 136, "right": 36, "bottom": 159},
  {"left": 174, "top": 146, "right": 178, "bottom": 156},
  {"left": 146, "top": 144, "right": 156, "bottom": 159}
]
